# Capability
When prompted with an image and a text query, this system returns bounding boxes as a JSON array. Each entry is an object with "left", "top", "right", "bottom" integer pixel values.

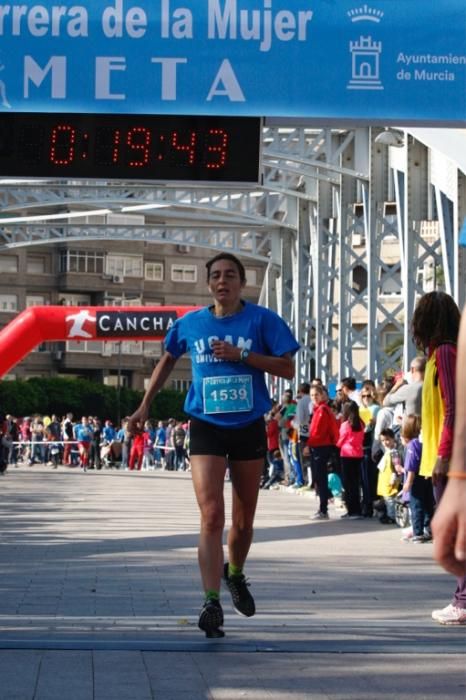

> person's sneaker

[
  {"left": 311, "top": 511, "right": 329, "bottom": 520},
  {"left": 431, "top": 603, "right": 466, "bottom": 626},
  {"left": 411, "top": 535, "right": 426, "bottom": 543},
  {"left": 198, "top": 599, "right": 225, "bottom": 638},
  {"left": 223, "top": 563, "right": 255, "bottom": 617}
]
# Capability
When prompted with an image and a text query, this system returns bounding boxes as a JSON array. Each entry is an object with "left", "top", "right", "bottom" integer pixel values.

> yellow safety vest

[{"left": 419, "top": 351, "right": 445, "bottom": 478}]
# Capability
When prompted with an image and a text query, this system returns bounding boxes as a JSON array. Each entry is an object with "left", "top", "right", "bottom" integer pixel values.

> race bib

[{"left": 203, "top": 375, "right": 253, "bottom": 414}]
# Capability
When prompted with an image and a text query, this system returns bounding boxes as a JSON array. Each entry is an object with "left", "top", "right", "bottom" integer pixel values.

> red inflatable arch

[{"left": 0, "top": 305, "right": 198, "bottom": 377}]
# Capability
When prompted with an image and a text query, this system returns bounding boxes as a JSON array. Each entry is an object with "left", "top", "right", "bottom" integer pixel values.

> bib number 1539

[{"left": 203, "top": 375, "right": 253, "bottom": 414}]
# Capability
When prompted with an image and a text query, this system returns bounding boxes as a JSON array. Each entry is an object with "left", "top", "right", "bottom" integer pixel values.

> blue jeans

[
  {"left": 384, "top": 496, "right": 396, "bottom": 521},
  {"left": 409, "top": 474, "right": 434, "bottom": 536},
  {"left": 279, "top": 437, "right": 294, "bottom": 482},
  {"left": 289, "top": 441, "right": 304, "bottom": 486}
]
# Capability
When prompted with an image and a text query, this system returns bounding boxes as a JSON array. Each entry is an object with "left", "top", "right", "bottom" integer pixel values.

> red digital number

[
  {"left": 49, "top": 124, "right": 76, "bottom": 166},
  {"left": 127, "top": 127, "right": 151, "bottom": 167},
  {"left": 205, "top": 129, "right": 228, "bottom": 170},
  {"left": 170, "top": 130, "right": 196, "bottom": 165},
  {"left": 111, "top": 130, "right": 121, "bottom": 163}
]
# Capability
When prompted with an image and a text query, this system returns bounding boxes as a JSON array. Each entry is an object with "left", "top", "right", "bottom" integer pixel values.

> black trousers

[
  {"left": 341, "top": 456, "right": 362, "bottom": 515},
  {"left": 311, "top": 445, "right": 333, "bottom": 515}
]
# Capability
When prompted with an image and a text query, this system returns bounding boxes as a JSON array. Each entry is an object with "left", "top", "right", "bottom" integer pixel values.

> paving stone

[{"left": 0, "top": 465, "right": 464, "bottom": 700}]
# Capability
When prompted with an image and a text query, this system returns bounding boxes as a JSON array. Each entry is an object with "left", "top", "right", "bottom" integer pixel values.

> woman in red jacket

[{"left": 304, "top": 385, "right": 339, "bottom": 520}]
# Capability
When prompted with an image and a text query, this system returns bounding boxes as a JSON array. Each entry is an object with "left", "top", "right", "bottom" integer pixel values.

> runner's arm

[{"left": 128, "top": 352, "right": 178, "bottom": 433}]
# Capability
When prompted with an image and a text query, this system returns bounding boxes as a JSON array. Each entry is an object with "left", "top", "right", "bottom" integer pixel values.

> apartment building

[{"left": 0, "top": 241, "right": 264, "bottom": 391}]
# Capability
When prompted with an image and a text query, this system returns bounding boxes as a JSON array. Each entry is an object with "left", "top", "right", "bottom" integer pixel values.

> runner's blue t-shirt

[
  {"left": 74, "top": 424, "right": 93, "bottom": 443},
  {"left": 164, "top": 301, "right": 300, "bottom": 427}
]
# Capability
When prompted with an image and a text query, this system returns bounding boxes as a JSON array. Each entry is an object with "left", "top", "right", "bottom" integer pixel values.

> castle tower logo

[
  {"left": 347, "top": 5, "right": 384, "bottom": 23},
  {"left": 347, "top": 6, "right": 384, "bottom": 91}
]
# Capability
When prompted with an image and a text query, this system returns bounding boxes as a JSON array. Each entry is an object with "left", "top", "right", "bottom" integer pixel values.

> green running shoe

[{"left": 223, "top": 563, "right": 256, "bottom": 617}]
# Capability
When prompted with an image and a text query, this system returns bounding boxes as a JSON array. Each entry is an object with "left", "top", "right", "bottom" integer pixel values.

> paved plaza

[{"left": 0, "top": 465, "right": 464, "bottom": 700}]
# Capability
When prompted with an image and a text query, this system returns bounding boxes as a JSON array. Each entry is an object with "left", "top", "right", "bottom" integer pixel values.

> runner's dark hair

[{"left": 411, "top": 291, "right": 460, "bottom": 352}]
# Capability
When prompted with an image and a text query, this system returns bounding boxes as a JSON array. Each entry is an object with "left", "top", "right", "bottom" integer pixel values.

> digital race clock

[{"left": 0, "top": 113, "right": 261, "bottom": 183}]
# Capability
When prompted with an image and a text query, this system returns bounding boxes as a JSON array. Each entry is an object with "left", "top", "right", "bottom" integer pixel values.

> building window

[
  {"left": 380, "top": 264, "right": 402, "bottom": 295},
  {"left": 106, "top": 254, "right": 143, "bottom": 278},
  {"left": 352, "top": 323, "right": 367, "bottom": 348},
  {"left": 171, "top": 264, "right": 197, "bottom": 283},
  {"left": 143, "top": 341, "right": 162, "bottom": 357},
  {"left": 26, "top": 295, "right": 46, "bottom": 307},
  {"left": 352, "top": 265, "right": 368, "bottom": 294},
  {"left": 104, "top": 374, "right": 129, "bottom": 388},
  {"left": 172, "top": 379, "right": 192, "bottom": 392},
  {"left": 105, "top": 294, "right": 142, "bottom": 306},
  {"left": 0, "top": 294, "right": 17, "bottom": 312},
  {"left": 59, "top": 294, "right": 91, "bottom": 306},
  {"left": 65, "top": 340, "right": 100, "bottom": 353},
  {"left": 383, "top": 331, "right": 403, "bottom": 351},
  {"left": 245, "top": 268, "right": 258, "bottom": 286},
  {"left": 27, "top": 256, "right": 46, "bottom": 274},
  {"left": 0, "top": 256, "right": 18, "bottom": 273},
  {"left": 59, "top": 250, "right": 104, "bottom": 274},
  {"left": 145, "top": 262, "right": 164, "bottom": 281}
]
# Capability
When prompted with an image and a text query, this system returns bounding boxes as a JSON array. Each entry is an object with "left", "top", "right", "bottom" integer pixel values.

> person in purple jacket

[{"left": 400, "top": 414, "right": 433, "bottom": 543}]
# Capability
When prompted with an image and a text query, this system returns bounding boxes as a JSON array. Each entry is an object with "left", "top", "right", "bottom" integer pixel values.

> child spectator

[
  {"left": 262, "top": 449, "right": 284, "bottom": 490},
  {"left": 287, "top": 424, "right": 305, "bottom": 489},
  {"left": 400, "top": 414, "right": 434, "bottom": 542},
  {"left": 337, "top": 401, "right": 364, "bottom": 518},
  {"left": 327, "top": 463, "right": 343, "bottom": 506},
  {"left": 375, "top": 428, "right": 403, "bottom": 524}
]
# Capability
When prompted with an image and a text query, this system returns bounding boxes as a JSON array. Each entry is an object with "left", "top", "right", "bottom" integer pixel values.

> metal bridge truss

[{"left": 0, "top": 125, "right": 464, "bottom": 388}]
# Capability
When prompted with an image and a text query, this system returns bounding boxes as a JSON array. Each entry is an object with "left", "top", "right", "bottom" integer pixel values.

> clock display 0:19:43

[
  {"left": 43, "top": 122, "right": 229, "bottom": 171},
  {"left": 0, "top": 114, "right": 261, "bottom": 182}
]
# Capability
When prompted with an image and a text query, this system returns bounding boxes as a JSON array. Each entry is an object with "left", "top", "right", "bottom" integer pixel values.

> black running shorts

[{"left": 189, "top": 416, "right": 267, "bottom": 461}]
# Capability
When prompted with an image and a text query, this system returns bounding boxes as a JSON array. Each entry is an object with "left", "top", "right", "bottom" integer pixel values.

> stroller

[
  {"left": 394, "top": 493, "right": 411, "bottom": 529},
  {"left": 100, "top": 440, "right": 122, "bottom": 468}
]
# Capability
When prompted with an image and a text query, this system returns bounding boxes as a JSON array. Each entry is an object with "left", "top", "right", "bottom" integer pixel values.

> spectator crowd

[
  {"left": 0, "top": 361, "right": 428, "bottom": 539},
  {"left": 0, "top": 359, "right": 432, "bottom": 540},
  {"left": 263, "top": 362, "right": 429, "bottom": 539},
  {"left": 0, "top": 413, "right": 190, "bottom": 474}
]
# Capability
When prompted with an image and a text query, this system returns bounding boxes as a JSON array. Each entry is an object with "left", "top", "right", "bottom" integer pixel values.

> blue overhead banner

[{"left": 0, "top": 1, "right": 465, "bottom": 123}]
